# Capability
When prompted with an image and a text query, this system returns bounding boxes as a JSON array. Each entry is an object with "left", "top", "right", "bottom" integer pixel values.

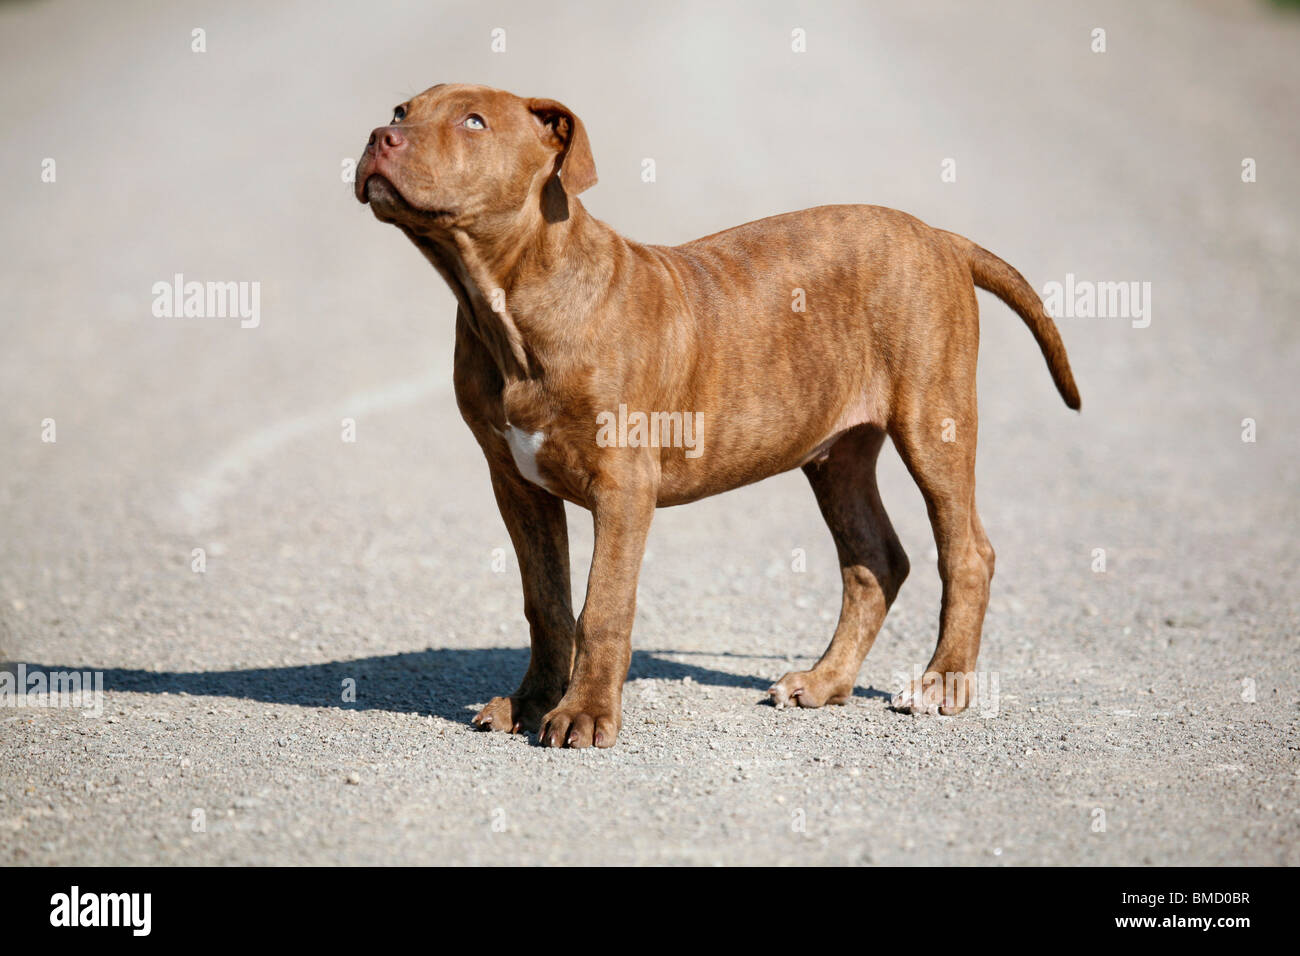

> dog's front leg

[
  {"left": 538, "top": 483, "right": 656, "bottom": 749},
  {"left": 472, "top": 464, "right": 576, "bottom": 734}
]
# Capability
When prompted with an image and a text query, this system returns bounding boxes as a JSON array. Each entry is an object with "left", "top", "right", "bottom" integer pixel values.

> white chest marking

[{"left": 503, "top": 425, "right": 553, "bottom": 492}]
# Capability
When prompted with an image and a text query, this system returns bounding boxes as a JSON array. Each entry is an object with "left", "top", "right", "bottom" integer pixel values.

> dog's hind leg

[
  {"left": 769, "top": 425, "right": 909, "bottom": 708},
  {"left": 887, "top": 378, "right": 994, "bottom": 716}
]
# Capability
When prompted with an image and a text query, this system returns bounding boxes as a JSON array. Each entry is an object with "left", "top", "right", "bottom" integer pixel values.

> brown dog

[{"left": 355, "top": 83, "right": 1079, "bottom": 749}]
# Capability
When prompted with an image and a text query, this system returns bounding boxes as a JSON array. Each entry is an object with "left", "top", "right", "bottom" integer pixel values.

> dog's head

[{"left": 355, "top": 83, "right": 596, "bottom": 230}]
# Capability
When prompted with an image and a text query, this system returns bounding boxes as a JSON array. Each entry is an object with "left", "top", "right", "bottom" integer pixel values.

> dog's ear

[{"left": 527, "top": 98, "right": 597, "bottom": 196}]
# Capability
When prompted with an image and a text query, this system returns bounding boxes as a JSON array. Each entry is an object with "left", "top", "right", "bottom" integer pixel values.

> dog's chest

[{"left": 502, "top": 424, "right": 554, "bottom": 492}]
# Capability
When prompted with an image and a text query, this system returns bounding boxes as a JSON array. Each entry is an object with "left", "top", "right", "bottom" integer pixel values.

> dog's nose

[{"left": 367, "top": 127, "right": 406, "bottom": 154}]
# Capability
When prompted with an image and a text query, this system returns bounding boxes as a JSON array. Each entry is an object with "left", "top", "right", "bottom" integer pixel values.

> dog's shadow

[{"left": 11, "top": 647, "right": 890, "bottom": 722}]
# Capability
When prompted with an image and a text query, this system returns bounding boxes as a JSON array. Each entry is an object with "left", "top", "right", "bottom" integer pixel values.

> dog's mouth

[
  {"left": 360, "top": 174, "right": 454, "bottom": 225},
  {"left": 359, "top": 172, "right": 400, "bottom": 205}
]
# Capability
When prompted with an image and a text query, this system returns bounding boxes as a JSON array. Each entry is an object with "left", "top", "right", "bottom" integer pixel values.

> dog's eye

[
  {"left": 464, "top": 114, "right": 486, "bottom": 131},
  {"left": 392, "top": 105, "right": 406, "bottom": 123}
]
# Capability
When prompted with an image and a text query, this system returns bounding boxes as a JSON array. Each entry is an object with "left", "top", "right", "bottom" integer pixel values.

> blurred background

[{"left": 1, "top": 0, "right": 1296, "bottom": 865}]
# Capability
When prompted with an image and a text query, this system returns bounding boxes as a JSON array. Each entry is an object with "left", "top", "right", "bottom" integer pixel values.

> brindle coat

[{"left": 356, "top": 84, "right": 1080, "bottom": 748}]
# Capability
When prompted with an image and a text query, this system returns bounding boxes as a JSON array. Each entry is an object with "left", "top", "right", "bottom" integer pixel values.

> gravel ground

[{"left": 1, "top": 0, "right": 1297, "bottom": 866}]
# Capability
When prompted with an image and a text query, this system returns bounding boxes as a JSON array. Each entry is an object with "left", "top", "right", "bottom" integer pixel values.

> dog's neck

[{"left": 403, "top": 195, "right": 623, "bottom": 383}]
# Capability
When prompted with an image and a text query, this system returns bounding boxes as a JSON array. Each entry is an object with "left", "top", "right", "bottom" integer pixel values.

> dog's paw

[
  {"left": 472, "top": 694, "right": 552, "bottom": 735},
  {"left": 890, "top": 672, "right": 975, "bottom": 716},
  {"left": 768, "top": 670, "right": 852, "bottom": 709},
  {"left": 537, "top": 697, "right": 620, "bottom": 749},
  {"left": 890, "top": 679, "right": 942, "bottom": 716}
]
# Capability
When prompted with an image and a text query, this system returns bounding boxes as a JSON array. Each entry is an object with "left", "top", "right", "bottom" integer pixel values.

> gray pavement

[{"left": 1, "top": 0, "right": 1297, "bottom": 865}]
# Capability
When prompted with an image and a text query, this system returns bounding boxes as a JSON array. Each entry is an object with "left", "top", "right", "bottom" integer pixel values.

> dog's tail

[{"left": 944, "top": 231, "right": 1081, "bottom": 411}]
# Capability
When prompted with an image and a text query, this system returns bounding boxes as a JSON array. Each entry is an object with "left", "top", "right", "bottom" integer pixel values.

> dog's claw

[
  {"left": 472, "top": 693, "right": 558, "bottom": 735},
  {"left": 769, "top": 671, "right": 849, "bottom": 710},
  {"left": 891, "top": 672, "right": 976, "bottom": 716},
  {"left": 891, "top": 685, "right": 940, "bottom": 715},
  {"left": 768, "top": 683, "right": 798, "bottom": 709},
  {"left": 538, "top": 701, "right": 619, "bottom": 749}
]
